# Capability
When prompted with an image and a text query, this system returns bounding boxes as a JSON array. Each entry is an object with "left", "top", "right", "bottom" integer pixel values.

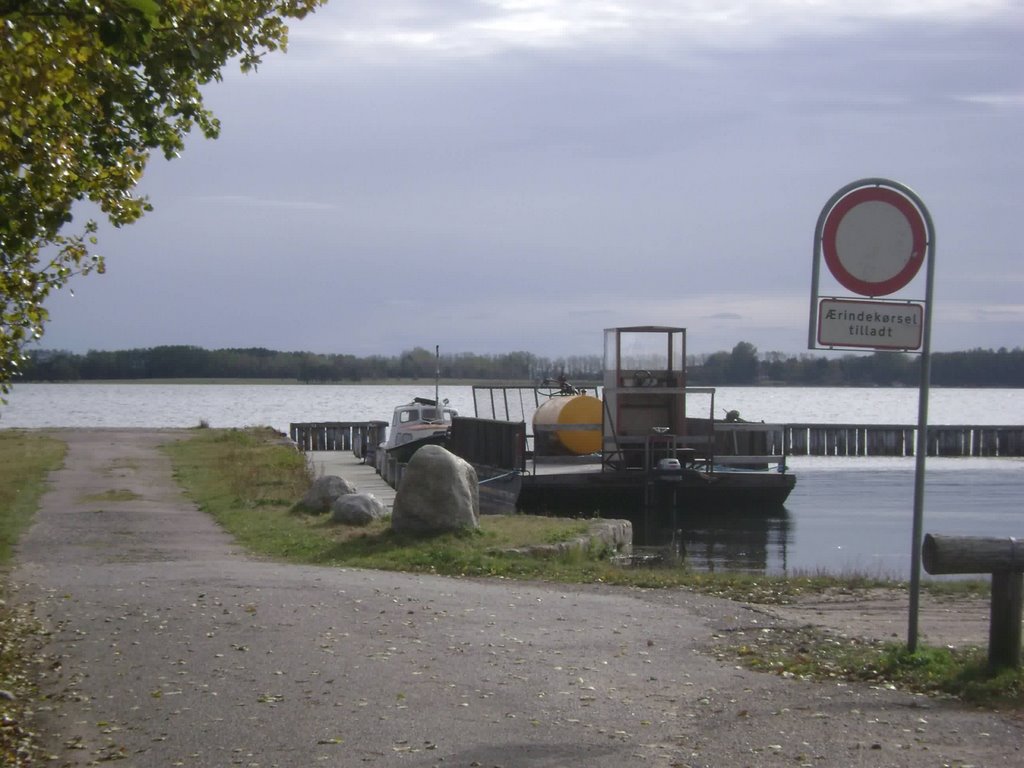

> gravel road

[{"left": 11, "top": 429, "right": 1022, "bottom": 767}]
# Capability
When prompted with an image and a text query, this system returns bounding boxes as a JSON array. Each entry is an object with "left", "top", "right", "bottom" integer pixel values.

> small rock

[
  {"left": 297, "top": 475, "right": 357, "bottom": 514},
  {"left": 331, "top": 493, "right": 387, "bottom": 526}
]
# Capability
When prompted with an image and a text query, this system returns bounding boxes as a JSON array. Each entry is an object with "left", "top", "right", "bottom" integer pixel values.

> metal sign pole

[{"left": 907, "top": 192, "right": 936, "bottom": 652}]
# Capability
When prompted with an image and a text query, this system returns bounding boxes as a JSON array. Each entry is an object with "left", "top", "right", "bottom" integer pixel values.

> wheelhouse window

[{"left": 394, "top": 405, "right": 457, "bottom": 426}]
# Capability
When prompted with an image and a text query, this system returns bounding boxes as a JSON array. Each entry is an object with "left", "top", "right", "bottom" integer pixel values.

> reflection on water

[
  {"left": 620, "top": 508, "right": 793, "bottom": 574},
  {"left": 618, "top": 456, "right": 1023, "bottom": 578},
  {"left": 644, "top": 509, "right": 793, "bottom": 573}
]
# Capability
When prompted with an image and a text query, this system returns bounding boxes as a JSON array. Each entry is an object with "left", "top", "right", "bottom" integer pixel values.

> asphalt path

[{"left": 11, "top": 429, "right": 1022, "bottom": 767}]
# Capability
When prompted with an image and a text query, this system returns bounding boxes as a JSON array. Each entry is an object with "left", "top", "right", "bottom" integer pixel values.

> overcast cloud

[{"left": 39, "top": 0, "right": 1024, "bottom": 358}]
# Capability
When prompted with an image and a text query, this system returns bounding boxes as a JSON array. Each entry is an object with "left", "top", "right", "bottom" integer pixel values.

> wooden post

[
  {"left": 990, "top": 571, "right": 1023, "bottom": 669},
  {"left": 922, "top": 533, "right": 1024, "bottom": 669}
]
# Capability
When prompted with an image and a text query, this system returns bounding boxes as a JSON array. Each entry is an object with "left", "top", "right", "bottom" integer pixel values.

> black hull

[
  {"left": 477, "top": 469, "right": 523, "bottom": 515},
  {"left": 518, "top": 469, "right": 795, "bottom": 515},
  {"left": 386, "top": 434, "right": 448, "bottom": 464}
]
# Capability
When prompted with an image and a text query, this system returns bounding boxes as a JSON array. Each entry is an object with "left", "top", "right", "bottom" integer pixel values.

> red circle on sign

[{"left": 822, "top": 186, "right": 927, "bottom": 296}]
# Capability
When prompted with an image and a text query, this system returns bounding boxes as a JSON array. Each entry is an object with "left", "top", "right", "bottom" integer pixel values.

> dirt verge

[{"left": 761, "top": 587, "right": 992, "bottom": 650}]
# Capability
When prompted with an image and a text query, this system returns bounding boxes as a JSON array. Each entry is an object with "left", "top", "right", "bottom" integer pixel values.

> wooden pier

[{"left": 304, "top": 450, "right": 397, "bottom": 511}]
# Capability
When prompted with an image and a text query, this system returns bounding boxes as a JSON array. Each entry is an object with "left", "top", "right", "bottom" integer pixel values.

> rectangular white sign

[{"left": 817, "top": 298, "right": 923, "bottom": 350}]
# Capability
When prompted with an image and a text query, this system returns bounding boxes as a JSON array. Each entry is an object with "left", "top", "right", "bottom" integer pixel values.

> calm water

[{"left": 3, "top": 382, "right": 1023, "bottom": 576}]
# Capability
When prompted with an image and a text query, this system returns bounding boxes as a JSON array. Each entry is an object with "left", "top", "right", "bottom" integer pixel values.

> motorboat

[{"left": 379, "top": 397, "right": 457, "bottom": 465}]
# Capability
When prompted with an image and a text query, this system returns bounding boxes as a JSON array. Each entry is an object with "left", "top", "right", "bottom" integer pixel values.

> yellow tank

[{"left": 532, "top": 394, "right": 603, "bottom": 456}]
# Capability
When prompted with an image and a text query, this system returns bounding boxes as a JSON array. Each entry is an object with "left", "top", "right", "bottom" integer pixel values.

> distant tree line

[
  {"left": 693, "top": 342, "right": 1024, "bottom": 387},
  {"left": 18, "top": 346, "right": 577, "bottom": 384},
  {"left": 16, "top": 343, "right": 1024, "bottom": 387}
]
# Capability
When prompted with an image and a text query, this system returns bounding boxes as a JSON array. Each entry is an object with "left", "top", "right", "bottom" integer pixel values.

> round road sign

[{"left": 822, "top": 185, "right": 927, "bottom": 296}]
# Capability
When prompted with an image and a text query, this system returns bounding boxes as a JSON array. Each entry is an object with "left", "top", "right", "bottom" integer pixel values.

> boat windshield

[
  {"left": 397, "top": 406, "right": 456, "bottom": 425},
  {"left": 420, "top": 407, "right": 455, "bottom": 423}
]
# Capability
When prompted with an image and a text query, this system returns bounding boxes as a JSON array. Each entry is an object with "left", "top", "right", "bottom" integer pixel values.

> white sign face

[
  {"left": 835, "top": 201, "right": 914, "bottom": 281},
  {"left": 822, "top": 186, "right": 927, "bottom": 297},
  {"left": 817, "top": 298, "right": 923, "bottom": 350}
]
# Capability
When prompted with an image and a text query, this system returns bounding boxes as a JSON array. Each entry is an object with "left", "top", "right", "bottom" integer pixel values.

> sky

[{"left": 38, "top": 0, "right": 1024, "bottom": 360}]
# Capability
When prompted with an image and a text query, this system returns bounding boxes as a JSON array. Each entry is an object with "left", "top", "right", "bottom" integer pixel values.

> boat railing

[
  {"left": 448, "top": 416, "right": 528, "bottom": 472},
  {"left": 602, "top": 431, "right": 788, "bottom": 474},
  {"left": 472, "top": 384, "right": 599, "bottom": 422},
  {"left": 711, "top": 422, "right": 789, "bottom": 470}
]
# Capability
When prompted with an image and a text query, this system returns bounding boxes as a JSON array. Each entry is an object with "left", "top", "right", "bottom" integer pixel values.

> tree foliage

[{"left": 0, "top": 0, "right": 323, "bottom": 394}]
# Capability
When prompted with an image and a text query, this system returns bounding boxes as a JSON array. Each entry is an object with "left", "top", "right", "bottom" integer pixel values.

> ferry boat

[{"left": 449, "top": 325, "right": 796, "bottom": 527}]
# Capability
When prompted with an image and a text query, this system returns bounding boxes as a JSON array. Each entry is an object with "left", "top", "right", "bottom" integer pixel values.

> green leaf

[{"left": 121, "top": 0, "right": 163, "bottom": 23}]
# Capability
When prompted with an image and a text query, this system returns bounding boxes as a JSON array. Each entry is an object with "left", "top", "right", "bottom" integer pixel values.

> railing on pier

[
  {"left": 289, "top": 421, "right": 388, "bottom": 457},
  {"left": 716, "top": 423, "right": 1024, "bottom": 458}
]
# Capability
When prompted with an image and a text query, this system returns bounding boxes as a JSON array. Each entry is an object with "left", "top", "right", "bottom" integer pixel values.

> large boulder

[
  {"left": 297, "top": 475, "right": 357, "bottom": 514},
  {"left": 331, "top": 492, "right": 387, "bottom": 526},
  {"left": 392, "top": 445, "right": 479, "bottom": 534}
]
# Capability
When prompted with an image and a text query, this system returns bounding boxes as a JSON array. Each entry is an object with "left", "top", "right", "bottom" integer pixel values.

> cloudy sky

[{"left": 39, "top": 0, "right": 1023, "bottom": 360}]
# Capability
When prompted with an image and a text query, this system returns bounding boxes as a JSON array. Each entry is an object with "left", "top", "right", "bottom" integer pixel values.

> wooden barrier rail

[
  {"left": 716, "top": 423, "right": 1024, "bottom": 458},
  {"left": 290, "top": 421, "right": 1024, "bottom": 458},
  {"left": 923, "top": 533, "right": 1023, "bottom": 669},
  {"left": 289, "top": 421, "right": 388, "bottom": 455}
]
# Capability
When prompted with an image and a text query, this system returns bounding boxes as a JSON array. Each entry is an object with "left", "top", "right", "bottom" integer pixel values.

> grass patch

[
  {"left": 159, "top": 428, "right": 940, "bottom": 595},
  {"left": 0, "top": 431, "right": 65, "bottom": 566},
  {"left": 164, "top": 427, "right": 314, "bottom": 552},
  {"left": 164, "top": 428, "right": 611, "bottom": 578},
  {"left": 0, "top": 430, "right": 66, "bottom": 766},
  {"left": 921, "top": 577, "right": 990, "bottom": 599},
  {"left": 164, "top": 428, "right": 686, "bottom": 582},
  {"left": 724, "top": 624, "right": 1023, "bottom": 707}
]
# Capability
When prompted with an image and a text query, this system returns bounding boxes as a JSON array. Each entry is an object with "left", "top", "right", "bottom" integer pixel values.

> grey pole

[{"left": 904, "top": 186, "right": 936, "bottom": 653}]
